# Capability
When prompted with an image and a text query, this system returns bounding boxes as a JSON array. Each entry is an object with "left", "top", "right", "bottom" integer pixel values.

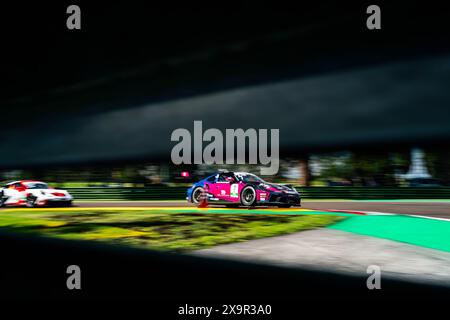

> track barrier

[{"left": 63, "top": 186, "right": 450, "bottom": 201}]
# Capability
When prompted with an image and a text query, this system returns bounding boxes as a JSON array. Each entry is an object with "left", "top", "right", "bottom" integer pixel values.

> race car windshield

[
  {"left": 237, "top": 173, "right": 265, "bottom": 184},
  {"left": 23, "top": 182, "right": 49, "bottom": 189}
]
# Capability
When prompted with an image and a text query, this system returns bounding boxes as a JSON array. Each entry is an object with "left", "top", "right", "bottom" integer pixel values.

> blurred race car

[
  {"left": 187, "top": 171, "right": 301, "bottom": 208},
  {"left": 0, "top": 180, "right": 73, "bottom": 207}
]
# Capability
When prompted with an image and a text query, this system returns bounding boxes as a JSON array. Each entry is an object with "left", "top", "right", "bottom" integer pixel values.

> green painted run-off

[{"left": 329, "top": 215, "right": 450, "bottom": 252}]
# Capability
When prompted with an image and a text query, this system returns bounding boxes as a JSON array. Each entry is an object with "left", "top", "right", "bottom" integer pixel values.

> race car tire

[
  {"left": 26, "top": 195, "right": 38, "bottom": 208},
  {"left": 0, "top": 192, "right": 5, "bottom": 207},
  {"left": 240, "top": 186, "right": 256, "bottom": 207},
  {"left": 62, "top": 201, "right": 73, "bottom": 207},
  {"left": 191, "top": 187, "right": 204, "bottom": 204}
]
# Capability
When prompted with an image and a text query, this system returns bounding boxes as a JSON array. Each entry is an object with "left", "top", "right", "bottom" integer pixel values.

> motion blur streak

[{"left": 0, "top": 55, "right": 450, "bottom": 168}]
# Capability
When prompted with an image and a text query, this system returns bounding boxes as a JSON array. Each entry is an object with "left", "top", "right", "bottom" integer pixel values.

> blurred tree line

[
  {"left": 425, "top": 149, "right": 450, "bottom": 184},
  {"left": 309, "top": 151, "right": 410, "bottom": 186},
  {"left": 308, "top": 148, "right": 449, "bottom": 187},
  {"left": 0, "top": 148, "right": 448, "bottom": 187}
]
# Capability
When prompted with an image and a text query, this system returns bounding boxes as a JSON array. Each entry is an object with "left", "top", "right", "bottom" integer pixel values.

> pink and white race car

[
  {"left": 0, "top": 180, "right": 73, "bottom": 208},
  {"left": 187, "top": 171, "right": 301, "bottom": 208}
]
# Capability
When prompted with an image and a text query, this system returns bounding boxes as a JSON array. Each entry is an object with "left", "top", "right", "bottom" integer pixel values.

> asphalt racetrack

[{"left": 69, "top": 200, "right": 450, "bottom": 219}]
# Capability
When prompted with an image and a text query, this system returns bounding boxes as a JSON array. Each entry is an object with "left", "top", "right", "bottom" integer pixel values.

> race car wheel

[
  {"left": 26, "top": 195, "right": 37, "bottom": 208},
  {"left": 64, "top": 201, "right": 73, "bottom": 207},
  {"left": 0, "top": 192, "right": 5, "bottom": 207},
  {"left": 192, "top": 187, "right": 204, "bottom": 204},
  {"left": 240, "top": 186, "right": 256, "bottom": 207}
]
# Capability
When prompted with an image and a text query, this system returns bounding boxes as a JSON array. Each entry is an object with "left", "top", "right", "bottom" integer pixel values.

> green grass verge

[{"left": 0, "top": 209, "right": 343, "bottom": 251}]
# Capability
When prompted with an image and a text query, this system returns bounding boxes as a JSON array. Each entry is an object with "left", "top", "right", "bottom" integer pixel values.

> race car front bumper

[
  {"left": 37, "top": 197, "right": 73, "bottom": 207},
  {"left": 263, "top": 192, "right": 301, "bottom": 206}
]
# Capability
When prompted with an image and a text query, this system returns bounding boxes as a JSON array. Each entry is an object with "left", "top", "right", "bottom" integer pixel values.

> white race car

[{"left": 0, "top": 180, "right": 73, "bottom": 208}]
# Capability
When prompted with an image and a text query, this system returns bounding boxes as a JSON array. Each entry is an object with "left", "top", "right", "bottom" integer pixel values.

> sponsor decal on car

[
  {"left": 260, "top": 193, "right": 267, "bottom": 202},
  {"left": 230, "top": 184, "right": 239, "bottom": 198}
]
